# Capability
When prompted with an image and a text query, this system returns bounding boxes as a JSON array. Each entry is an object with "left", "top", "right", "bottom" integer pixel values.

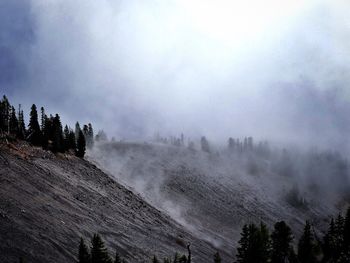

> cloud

[{"left": 1, "top": 0, "right": 350, "bottom": 150}]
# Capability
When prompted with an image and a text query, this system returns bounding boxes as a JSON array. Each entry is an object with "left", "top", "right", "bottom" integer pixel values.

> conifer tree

[
  {"left": 298, "top": 221, "right": 317, "bottom": 263},
  {"left": 91, "top": 234, "right": 112, "bottom": 263},
  {"left": 40, "top": 107, "right": 45, "bottom": 131},
  {"left": 114, "top": 252, "right": 122, "bottom": 263},
  {"left": 9, "top": 106, "right": 18, "bottom": 135},
  {"left": 152, "top": 255, "right": 160, "bottom": 263},
  {"left": 179, "top": 255, "right": 187, "bottom": 263},
  {"left": 228, "top": 137, "right": 235, "bottom": 151},
  {"left": 236, "top": 224, "right": 250, "bottom": 263},
  {"left": 17, "top": 105, "right": 26, "bottom": 140},
  {"left": 52, "top": 114, "right": 64, "bottom": 153},
  {"left": 0, "top": 95, "right": 10, "bottom": 133},
  {"left": 271, "top": 221, "right": 293, "bottom": 263},
  {"left": 75, "top": 122, "right": 81, "bottom": 142},
  {"left": 87, "top": 123, "right": 94, "bottom": 148},
  {"left": 69, "top": 130, "right": 77, "bottom": 150},
  {"left": 173, "top": 252, "right": 181, "bottom": 263},
  {"left": 213, "top": 252, "right": 221, "bottom": 263},
  {"left": 343, "top": 208, "right": 350, "bottom": 253},
  {"left": 236, "top": 223, "right": 270, "bottom": 263},
  {"left": 323, "top": 218, "right": 337, "bottom": 262},
  {"left": 78, "top": 237, "right": 91, "bottom": 263},
  {"left": 200, "top": 136, "right": 210, "bottom": 153},
  {"left": 76, "top": 129, "right": 86, "bottom": 158},
  {"left": 64, "top": 125, "right": 70, "bottom": 151},
  {"left": 27, "top": 104, "right": 43, "bottom": 146}
]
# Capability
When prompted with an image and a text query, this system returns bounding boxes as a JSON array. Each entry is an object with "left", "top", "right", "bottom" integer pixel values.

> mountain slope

[
  {"left": 0, "top": 142, "right": 225, "bottom": 263},
  {"left": 90, "top": 141, "right": 348, "bottom": 254}
]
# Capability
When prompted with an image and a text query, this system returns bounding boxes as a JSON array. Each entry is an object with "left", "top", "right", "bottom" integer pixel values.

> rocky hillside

[
  {"left": 0, "top": 142, "right": 226, "bottom": 263},
  {"left": 90, "top": 142, "right": 350, "bottom": 255}
]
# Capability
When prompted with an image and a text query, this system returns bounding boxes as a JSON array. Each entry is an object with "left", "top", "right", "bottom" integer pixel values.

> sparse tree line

[
  {"left": 156, "top": 132, "right": 349, "bottom": 205},
  {"left": 73, "top": 207, "right": 349, "bottom": 263},
  {"left": 76, "top": 234, "right": 192, "bottom": 263},
  {"left": 154, "top": 133, "right": 270, "bottom": 156},
  {"left": 235, "top": 207, "right": 350, "bottom": 263},
  {"left": 0, "top": 95, "right": 94, "bottom": 158}
]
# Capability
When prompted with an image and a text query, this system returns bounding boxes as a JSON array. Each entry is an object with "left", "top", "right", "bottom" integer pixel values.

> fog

[{"left": 2, "top": 0, "right": 350, "bottom": 151}]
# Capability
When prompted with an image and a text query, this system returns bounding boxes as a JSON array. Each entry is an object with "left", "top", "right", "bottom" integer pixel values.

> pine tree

[
  {"left": 343, "top": 208, "right": 350, "bottom": 253},
  {"left": 200, "top": 136, "right": 210, "bottom": 153},
  {"left": 17, "top": 105, "right": 26, "bottom": 140},
  {"left": 9, "top": 106, "right": 18, "bottom": 135},
  {"left": 76, "top": 129, "right": 86, "bottom": 158},
  {"left": 152, "top": 255, "right": 160, "bottom": 263},
  {"left": 52, "top": 114, "right": 64, "bottom": 153},
  {"left": 236, "top": 223, "right": 270, "bottom": 263},
  {"left": 91, "top": 234, "right": 112, "bottom": 263},
  {"left": 323, "top": 218, "right": 337, "bottom": 262},
  {"left": 228, "top": 137, "right": 235, "bottom": 151},
  {"left": 40, "top": 107, "right": 45, "bottom": 131},
  {"left": 213, "top": 252, "right": 221, "bottom": 263},
  {"left": 114, "top": 252, "right": 122, "bottom": 263},
  {"left": 27, "top": 104, "right": 43, "bottom": 146},
  {"left": 69, "top": 130, "right": 77, "bottom": 150},
  {"left": 298, "top": 221, "right": 317, "bottom": 263},
  {"left": 75, "top": 122, "right": 81, "bottom": 142},
  {"left": 0, "top": 95, "right": 10, "bottom": 133},
  {"left": 236, "top": 224, "right": 250, "bottom": 263},
  {"left": 271, "top": 221, "right": 293, "bottom": 263},
  {"left": 173, "top": 252, "right": 181, "bottom": 263},
  {"left": 95, "top": 130, "right": 108, "bottom": 142},
  {"left": 256, "top": 223, "right": 271, "bottom": 263},
  {"left": 87, "top": 123, "right": 94, "bottom": 148},
  {"left": 63, "top": 125, "right": 70, "bottom": 151},
  {"left": 78, "top": 237, "right": 91, "bottom": 263}
]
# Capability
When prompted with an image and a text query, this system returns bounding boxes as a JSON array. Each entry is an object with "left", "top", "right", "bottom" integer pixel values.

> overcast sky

[{"left": 1, "top": 0, "right": 350, "bottom": 150}]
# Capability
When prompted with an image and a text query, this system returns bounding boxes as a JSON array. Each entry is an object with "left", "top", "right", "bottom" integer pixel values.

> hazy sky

[{"left": 2, "top": 0, "right": 350, "bottom": 149}]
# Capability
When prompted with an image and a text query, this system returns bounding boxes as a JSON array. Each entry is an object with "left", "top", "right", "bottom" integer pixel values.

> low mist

[{"left": 1, "top": 0, "right": 350, "bottom": 152}]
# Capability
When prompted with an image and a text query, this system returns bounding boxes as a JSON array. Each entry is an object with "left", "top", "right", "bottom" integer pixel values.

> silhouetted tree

[
  {"left": 69, "top": 130, "right": 76, "bottom": 150},
  {"left": 78, "top": 237, "right": 91, "bottom": 263},
  {"left": 271, "top": 221, "right": 293, "bottom": 263},
  {"left": 236, "top": 223, "right": 270, "bottom": 263},
  {"left": 76, "top": 129, "right": 86, "bottom": 158},
  {"left": 91, "top": 234, "right": 112, "bottom": 263},
  {"left": 298, "top": 221, "right": 317, "bottom": 263},
  {"left": 52, "top": 114, "right": 64, "bottom": 153},
  {"left": 114, "top": 252, "right": 122, "bottom": 263},
  {"left": 9, "top": 106, "right": 18, "bottom": 135},
  {"left": 63, "top": 125, "right": 70, "bottom": 151},
  {"left": 95, "top": 130, "right": 108, "bottom": 142},
  {"left": 343, "top": 208, "right": 350, "bottom": 255},
  {"left": 152, "top": 255, "right": 160, "bottom": 263},
  {"left": 228, "top": 137, "right": 235, "bottom": 151},
  {"left": 213, "top": 252, "right": 221, "bottom": 263},
  {"left": 83, "top": 124, "right": 94, "bottom": 149},
  {"left": 75, "top": 122, "right": 81, "bottom": 142},
  {"left": 27, "top": 104, "right": 43, "bottom": 146},
  {"left": 200, "top": 136, "right": 210, "bottom": 153},
  {"left": 17, "top": 105, "right": 26, "bottom": 140},
  {"left": 0, "top": 96, "right": 11, "bottom": 133}
]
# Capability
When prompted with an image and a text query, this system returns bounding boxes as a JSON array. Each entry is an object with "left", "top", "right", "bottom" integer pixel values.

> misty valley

[
  {"left": 2, "top": 0, "right": 350, "bottom": 262},
  {"left": 0, "top": 95, "right": 349, "bottom": 262}
]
